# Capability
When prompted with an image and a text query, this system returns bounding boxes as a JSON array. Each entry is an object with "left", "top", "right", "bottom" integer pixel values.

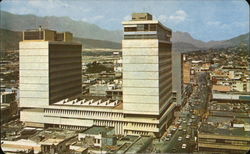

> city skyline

[
  {"left": 1, "top": 10, "right": 249, "bottom": 153},
  {"left": 1, "top": 0, "right": 249, "bottom": 42}
]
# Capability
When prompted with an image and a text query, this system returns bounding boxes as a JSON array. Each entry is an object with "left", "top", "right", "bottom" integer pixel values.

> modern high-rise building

[
  {"left": 172, "top": 51, "right": 183, "bottom": 106},
  {"left": 19, "top": 28, "right": 82, "bottom": 127},
  {"left": 122, "top": 13, "right": 175, "bottom": 136},
  {"left": 19, "top": 13, "right": 175, "bottom": 137},
  {"left": 183, "top": 62, "right": 191, "bottom": 84}
]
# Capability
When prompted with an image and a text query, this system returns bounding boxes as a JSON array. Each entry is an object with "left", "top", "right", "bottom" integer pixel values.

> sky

[{"left": 1, "top": 0, "right": 249, "bottom": 42}]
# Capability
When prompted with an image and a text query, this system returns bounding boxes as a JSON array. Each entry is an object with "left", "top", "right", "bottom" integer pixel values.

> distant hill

[
  {"left": 172, "top": 31, "right": 249, "bottom": 50},
  {"left": 0, "top": 28, "right": 121, "bottom": 51},
  {"left": 0, "top": 11, "right": 249, "bottom": 52},
  {"left": 218, "top": 32, "right": 250, "bottom": 48},
  {"left": 172, "top": 42, "right": 201, "bottom": 52},
  {"left": 0, "top": 11, "right": 122, "bottom": 43},
  {"left": 74, "top": 37, "right": 121, "bottom": 49},
  {"left": 0, "top": 28, "right": 22, "bottom": 51}
]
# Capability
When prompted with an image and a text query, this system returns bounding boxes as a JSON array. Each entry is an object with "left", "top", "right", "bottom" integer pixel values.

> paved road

[{"left": 163, "top": 72, "right": 210, "bottom": 153}]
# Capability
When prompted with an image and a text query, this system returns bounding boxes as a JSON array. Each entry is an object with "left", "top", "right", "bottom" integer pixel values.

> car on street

[
  {"left": 182, "top": 144, "right": 187, "bottom": 149},
  {"left": 176, "top": 121, "right": 181, "bottom": 126},
  {"left": 172, "top": 127, "right": 177, "bottom": 132},
  {"left": 167, "top": 133, "right": 172, "bottom": 137},
  {"left": 186, "top": 134, "right": 190, "bottom": 139},
  {"left": 179, "top": 126, "right": 183, "bottom": 131},
  {"left": 165, "top": 137, "right": 170, "bottom": 141},
  {"left": 178, "top": 136, "right": 182, "bottom": 141}
]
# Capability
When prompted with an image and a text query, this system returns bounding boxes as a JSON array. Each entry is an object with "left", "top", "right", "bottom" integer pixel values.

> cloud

[
  {"left": 169, "top": 10, "right": 187, "bottom": 23},
  {"left": 207, "top": 21, "right": 230, "bottom": 29},
  {"left": 232, "top": 21, "right": 249, "bottom": 28},
  {"left": 81, "top": 15, "right": 104, "bottom": 23},
  {"left": 207, "top": 21, "right": 221, "bottom": 26},
  {"left": 91, "top": 15, "right": 104, "bottom": 21},
  {"left": 158, "top": 15, "right": 167, "bottom": 23},
  {"left": 123, "top": 15, "right": 130, "bottom": 21}
]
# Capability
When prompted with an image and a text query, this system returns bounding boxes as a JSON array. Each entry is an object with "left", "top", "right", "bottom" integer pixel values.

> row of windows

[
  {"left": 124, "top": 24, "right": 157, "bottom": 32},
  {"left": 45, "top": 109, "right": 123, "bottom": 118},
  {"left": 130, "top": 122, "right": 157, "bottom": 128},
  {"left": 125, "top": 130, "right": 150, "bottom": 136}
]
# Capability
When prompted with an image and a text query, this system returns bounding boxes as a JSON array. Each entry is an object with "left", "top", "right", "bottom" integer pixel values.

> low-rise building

[
  {"left": 78, "top": 126, "right": 116, "bottom": 147},
  {"left": 198, "top": 124, "right": 250, "bottom": 154},
  {"left": 89, "top": 84, "right": 115, "bottom": 96}
]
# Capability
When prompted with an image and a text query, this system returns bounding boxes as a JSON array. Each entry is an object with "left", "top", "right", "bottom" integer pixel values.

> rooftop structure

[
  {"left": 23, "top": 27, "right": 73, "bottom": 42},
  {"left": 54, "top": 98, "right": 121, "bottom": 108},
  {"left": 131, "top": 13, "right": 153, "bottom": 21}
]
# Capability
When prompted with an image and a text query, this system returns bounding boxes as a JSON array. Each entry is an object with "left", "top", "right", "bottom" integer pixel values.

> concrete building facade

[
  {"left": 122, "top": 13, "right": 175, "bottom": 136},
  {"left": 172, "top": 51, "right": 183, "bottom": 106},
  {"left": 19, "top": 29, "right": 82, "bottom": 127},
  {"left": 20, "top": 13, "right": 175, "bottom": 137},
  {"left": 183, "top": 62, "right": 191, "bottom": 84}
]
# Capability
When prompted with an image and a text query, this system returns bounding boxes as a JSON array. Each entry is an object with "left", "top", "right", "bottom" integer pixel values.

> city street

[{"left": 161, "top": 72, "right": 210, "bottom": 153}]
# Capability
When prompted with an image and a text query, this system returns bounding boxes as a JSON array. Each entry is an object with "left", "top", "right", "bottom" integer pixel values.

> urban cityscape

[{"left": 0, "top": 0, "right": 250, "bottom": 154}]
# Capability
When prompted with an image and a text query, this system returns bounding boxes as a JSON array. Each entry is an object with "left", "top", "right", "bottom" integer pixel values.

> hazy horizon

[{"left": 1, "top": 0, "right": 249, "bottom": 42}]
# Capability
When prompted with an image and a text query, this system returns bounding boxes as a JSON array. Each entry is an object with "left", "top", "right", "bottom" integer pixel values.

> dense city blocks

[{"left": 1, "top": 2, "right": 250, "bottom": 154}]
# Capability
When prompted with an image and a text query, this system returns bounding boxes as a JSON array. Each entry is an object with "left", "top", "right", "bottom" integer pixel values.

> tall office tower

[
  {"left": 19, "top": 28, "right": 82, "bottom": 127},
  {"left": 122, "top": 13, "right": 175, "bottom": 136},
  {"left": 172, "top": 51, "right": 183, "bottom": 106},
  {"left": 183, "top": 62, "right": 191, "bottom": 84}
]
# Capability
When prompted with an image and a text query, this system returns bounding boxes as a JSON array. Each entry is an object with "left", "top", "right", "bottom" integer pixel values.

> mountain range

[
  {"left": 0, "top": 11, "right": 249, "bottom": 52},
  {"left": 0, "top": 28, "right": 121, "bottom": 51}
]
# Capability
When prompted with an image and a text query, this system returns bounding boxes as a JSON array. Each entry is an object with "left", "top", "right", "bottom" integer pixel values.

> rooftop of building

[
  {"left": 125, "top": 136, "right": 153, "bottom": 153},
  {"left": 29, "top": 128, "right": 79, "bottom": 143},
  {"left": 212, "top": 85, "right": 231, "bottom": 92},
  {"left": 53, "top": 96, "right": 123, "bottom": 109},
  {"left": 22, "top": 27, "right": 76, "bottom": 43},
  {"left": 212, "top": 89, "right": 250, "bottom": 95},
  {"left": 122, "top": 12, "right": 171, "bottom": 31},
  {"left": 199, "top": 123, "right": 250, "bottom": 138},
  {"left": 40, "top": 138, "right": 65, "bottom": 146},
  {"left": 209, "top": 101, "right": 250, "bottom": 112},
  {"left": 81, "top": 126, "right": 114, "bottom": 136}
]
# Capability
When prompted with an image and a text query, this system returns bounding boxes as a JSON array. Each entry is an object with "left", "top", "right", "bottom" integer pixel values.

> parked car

[
  {"left": 179, "top": 126, "right": 183, "bottom": 131},
  {"left": 165, "top": 137, "right": 170, "bottom": 141},
  {"left": 182, "top": 144, "right": 187, "bottom": 149}
]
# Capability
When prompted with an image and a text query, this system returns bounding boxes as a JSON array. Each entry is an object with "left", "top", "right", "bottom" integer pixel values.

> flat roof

[
  {"left": 54, "top": 97, "right": 122, "bottom": 109},
  {"left": 212, "top": 85, "right": 231, "bottom": 92},
  {"left": 199, "top": 123, "right": 250, "bottom": 138},
  {"left": 82, "top": 126, "right": 114, "bottom": 135},
  {"left": 40, "top": 138, "right": 65, "bottom": 145},
  {"left": 125, "top": 136, "right": 153, "bottom": 153},
  {"left": 122, "top": 20, "right": 171, "bottom": 31},
  {"left": 30, "top": 128, "right": 78, "bottom": 143}
]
